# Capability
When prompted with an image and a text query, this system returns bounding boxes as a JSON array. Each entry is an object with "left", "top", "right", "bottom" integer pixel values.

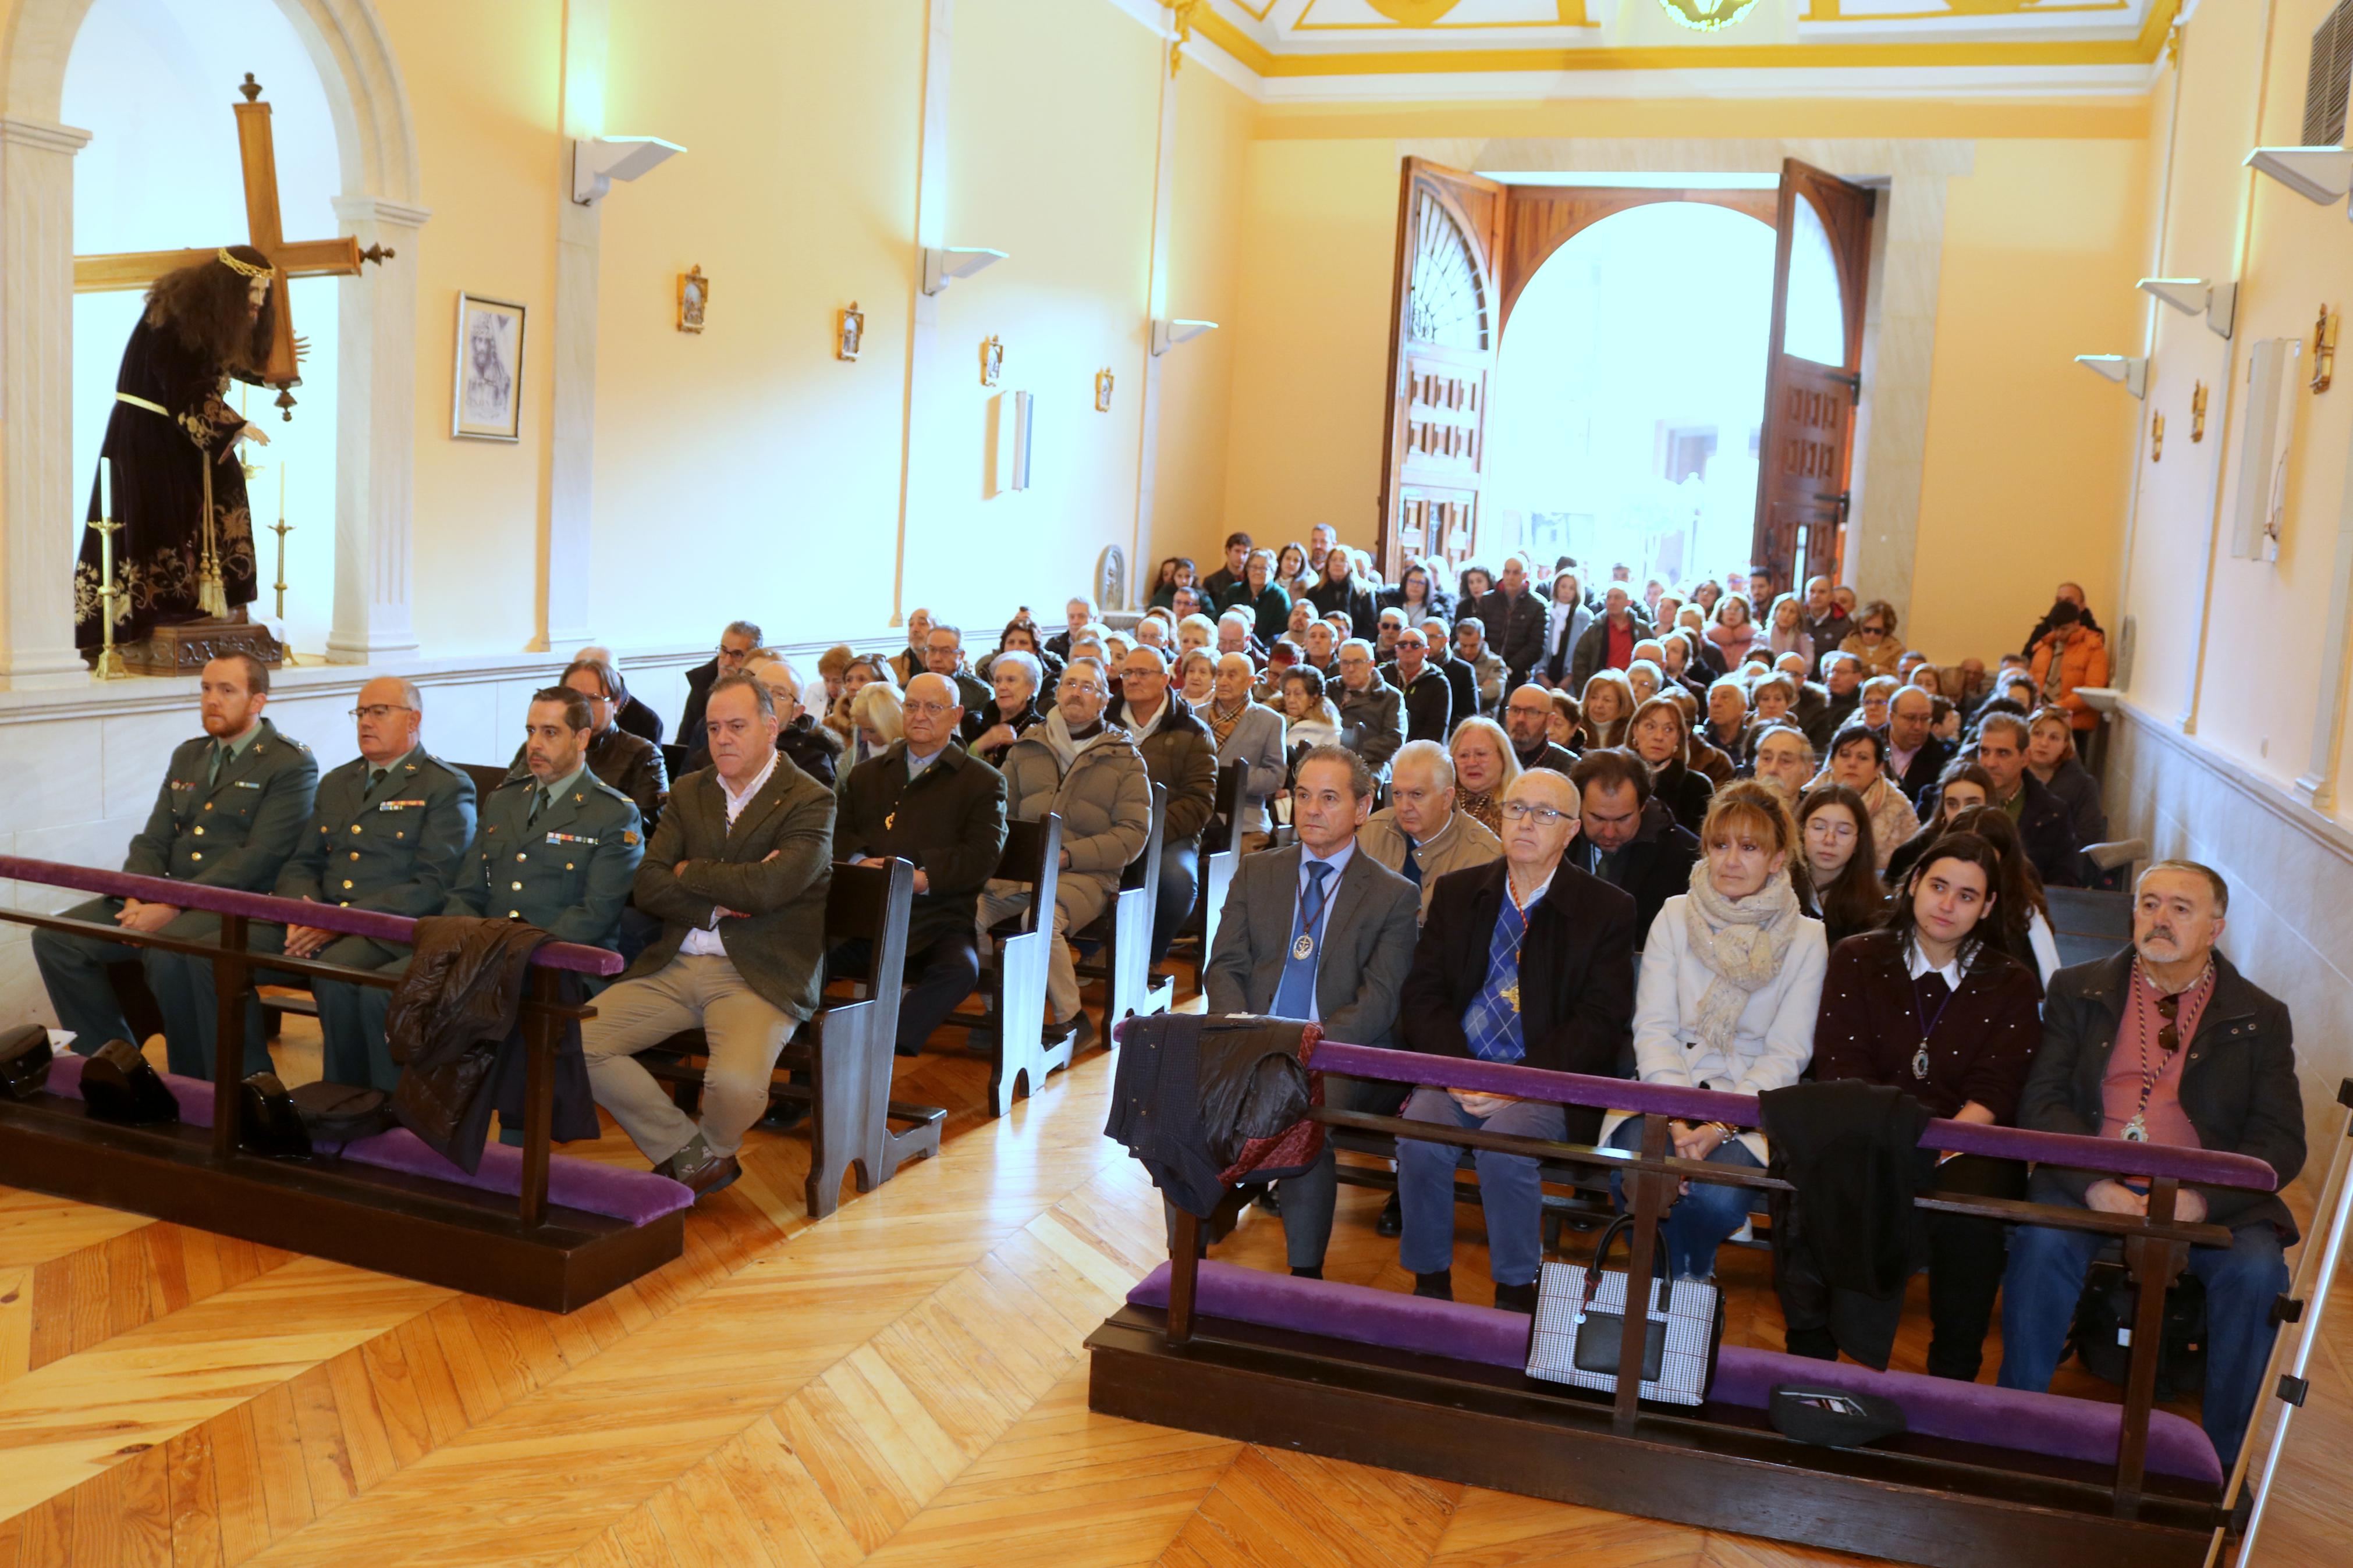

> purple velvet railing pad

[
  {"left": 38, "top": 1053, "right": 690, "bottom": 1226},
  {"left": 1127, "top": 1263, "right": 2218, "bottom": 1485},
  {"left": 1306, "top": 1040, "right": 2276, "bottom": 1192},
  {"left": 1, "top": 856, "right": 623, "bottom": 976}
]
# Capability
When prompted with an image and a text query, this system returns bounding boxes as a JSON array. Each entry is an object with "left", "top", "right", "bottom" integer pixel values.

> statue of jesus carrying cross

[{"left": 70, "top": 73, "right": 388, "bottom": 673}]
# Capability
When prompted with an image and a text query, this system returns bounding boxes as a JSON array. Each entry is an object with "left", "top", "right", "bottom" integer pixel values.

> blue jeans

[
  {"left": 1606, "top": 1115, "right": 1764, "bottom": 1282},
  {"left": 1998, "top": 1216, "right": 2287, "bottom": 1466},
  {"left": 1395, "top": 1086, "right": 1565, "bottom": 1287}
]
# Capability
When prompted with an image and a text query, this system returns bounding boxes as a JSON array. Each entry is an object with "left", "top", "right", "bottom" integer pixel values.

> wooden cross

[{"left": 72, "top": 73, "right": 392, "bottom": 419}]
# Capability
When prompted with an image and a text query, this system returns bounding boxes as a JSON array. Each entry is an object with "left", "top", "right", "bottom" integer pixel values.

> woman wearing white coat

[{"left": 1601, "top": 780, "right": 1828, "bottom": 1281}]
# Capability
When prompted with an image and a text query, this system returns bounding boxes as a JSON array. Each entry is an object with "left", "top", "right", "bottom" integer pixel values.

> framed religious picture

[
  {"left": 677, "top": 266, "right": 709, "bottom": 333},
  {"left": 452, "top": 293, "right": 526, "bottom": 441},
  {"left": 980, "top": 334, "right": 1003, "bottom": 387},
  {"left": 837, "top": 302, "right": 864, "bottom": 361},
  {"left": 1094, "top": 368, "right": 1115, "bottom": 413}
]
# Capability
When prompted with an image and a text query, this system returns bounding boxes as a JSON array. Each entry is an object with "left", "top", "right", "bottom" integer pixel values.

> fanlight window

[
  {"left": 1408, "top": 190, "right": 1489, "bottom": 351},
  {"left": 1783, "top": 194, "right": 1846, "bottom": 368}
]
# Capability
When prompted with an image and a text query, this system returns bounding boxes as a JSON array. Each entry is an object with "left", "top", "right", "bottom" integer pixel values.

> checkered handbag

[{"left": 1526, "top": 1215, "right": 1724, "bottom": 1407}]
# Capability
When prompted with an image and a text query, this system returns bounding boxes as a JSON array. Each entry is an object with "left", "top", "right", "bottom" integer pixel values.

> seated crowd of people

[{"left": 28, "top": 527, "right": 2298, "bottom": 1469}]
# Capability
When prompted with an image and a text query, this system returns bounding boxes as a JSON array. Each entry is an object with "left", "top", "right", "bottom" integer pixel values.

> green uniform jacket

[
  {"left": 445, "top": 770, "right": 644, "bottom": 951},
  {"left": 124, "top": 717, "right": 320, "bottom": 891},
  {"left": 276, "top": 749, "right": 477, "bottom": 915}
]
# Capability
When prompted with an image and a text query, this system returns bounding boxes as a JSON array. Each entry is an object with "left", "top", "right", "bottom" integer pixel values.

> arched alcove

[{"left": 0, "top": 0, "right": 424, "bottom": 682}]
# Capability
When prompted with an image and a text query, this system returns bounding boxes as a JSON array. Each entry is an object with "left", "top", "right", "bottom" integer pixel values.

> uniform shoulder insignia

[
  {"left": 621, "top": 829, "right": 641, "bottom": 846},
  {"left": 490, "top": 772, "right": 532, "bottom": 791},
  {"left": 588, "top": 775, "right": 633, "bottom": 803}
]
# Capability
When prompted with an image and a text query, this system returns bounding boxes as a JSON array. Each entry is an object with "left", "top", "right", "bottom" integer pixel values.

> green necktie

[
  {"left": 527, "top": 787, "right": 548, "bottom": 826},
  {"left": 209, "top": 741, "right": 230, "bottom": 787},
  {"left": 368, "top": 767, "right": 387, "bottom": 793}
]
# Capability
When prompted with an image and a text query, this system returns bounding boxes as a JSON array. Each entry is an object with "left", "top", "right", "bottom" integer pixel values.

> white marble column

[
  {"left": 542, "top": 0, "right": 608, "bottom": 653},
  {"left": 0, "top": 115, "right": 93, "bottom": 689},
  {"left": 326, "top": 193, "right": 428, "bottom": 664}
]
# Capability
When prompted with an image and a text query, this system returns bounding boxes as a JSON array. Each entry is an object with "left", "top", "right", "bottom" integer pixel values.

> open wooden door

[
  {"left": 1377, "top": 160, "right": 1502, "bottom": 584},
  {"left": 1752, "top": 160, "right": 1875, "bottom": 593}
]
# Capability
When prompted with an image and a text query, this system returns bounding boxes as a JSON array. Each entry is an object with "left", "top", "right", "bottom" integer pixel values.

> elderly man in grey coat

[
  {"left": 1205, "top": 745, "right": 1419, "bottom": 1278},
  {"left": 1333, "top": 638, "right": 1405, "bottom": 778},
  {"left": 978, "top": 656, "right": 1153, "bottom": 1039},
  {"left": 1203, "top": 651, "right": 1286, "bottom": 852}
]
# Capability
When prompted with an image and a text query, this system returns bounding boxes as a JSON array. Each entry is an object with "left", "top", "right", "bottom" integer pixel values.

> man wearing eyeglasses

[
  {"left": 511, "top": 657, "right": 666, "bottom": 829},
  {"left": 923, "top": 623, "right": 992, "bottom": 717},
  {"left": 679, "top": 619, "right": 762, "bottom": 743},
  {"left": 1393, "top": 768, "right": 1638, "bottom": 1310},
  {"left": 166, "top": 676, "right": 477, "bottom": 1089}
]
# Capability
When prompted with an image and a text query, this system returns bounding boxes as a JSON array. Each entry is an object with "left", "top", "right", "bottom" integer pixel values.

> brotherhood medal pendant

[
  {"left": 1911, "top": 1046, "right": 1930, "bottom": 1080},
  {"left": 2122, "top": 1114, "right": 2148, "bottom": 1143},
  {"left": 1292, "top": 934, "right": 1315, "bottom": 962}
]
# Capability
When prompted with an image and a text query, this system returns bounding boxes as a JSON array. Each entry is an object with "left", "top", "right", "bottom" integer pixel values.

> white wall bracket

[
  {"left": 1150, "top": 318, "right": 1218, "bottom": 357},
  {"left": 572, "top": 136, "right": 685, "bottom": 205},
  {"left": 921, "top": 246, "right": 1007, "bottom": 296},
  {"left": 2138, "top": 276, "right": 2237, "bottom": 339},
  {"left": 2075, "top": 354, "right": 2148, "bottom": 399}
]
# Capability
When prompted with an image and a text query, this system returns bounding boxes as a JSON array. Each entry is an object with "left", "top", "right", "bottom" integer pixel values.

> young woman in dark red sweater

[{"left": 1807, "top": 833, "right": 2043, "bottom": 1381}]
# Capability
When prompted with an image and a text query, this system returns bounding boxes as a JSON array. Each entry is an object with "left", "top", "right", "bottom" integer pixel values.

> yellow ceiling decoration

[{"left": 1363, "top": 0, "right": 1469, "bottom": 21}]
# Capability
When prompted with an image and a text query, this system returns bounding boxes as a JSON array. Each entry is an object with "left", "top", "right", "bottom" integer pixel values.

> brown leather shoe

[{"left": 663, "top": 1144, "right": 741, "bottom": 1200}]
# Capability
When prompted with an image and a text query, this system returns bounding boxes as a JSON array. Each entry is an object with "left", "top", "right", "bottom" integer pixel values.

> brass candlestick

[
  {"left": 92, "top": 508, "right": 128, "bottom": 680},
  {"left": 269, "top": 461, "right": 298, "bottom": 664}
]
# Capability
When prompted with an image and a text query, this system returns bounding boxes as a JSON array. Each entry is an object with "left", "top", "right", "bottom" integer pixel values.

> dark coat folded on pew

[
  {"left": 1108, "top": 1012, "right": 1323, "bottom": 1218},
  {"left": 1761, "top": 1080, "right": 1935, "bottom": 1371},
  {"left": 388, "top": 916, "right": 599, "bottom": 1173}
]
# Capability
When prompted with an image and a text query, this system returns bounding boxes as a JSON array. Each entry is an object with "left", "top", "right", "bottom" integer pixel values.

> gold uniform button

[
  {"left": 515, "top": 853, "right": 527, "bottom": 863},
  {"left": 343, "top": 880, "right": 354, "bottom": 890},
  {"left": 349, "top": 851, "right": 360, "bottom": 861},
  {"left": 508, "top": 909, "right": 520, "bottom": 918},
  {"left": 565, "top": 862, "right": 574, "bottom": 870},
  {"left": 203, "top": 802, "right": 214, "bottom": 812},
  {"left": 511, "top": 880, "right": 524, "bottom": 890},
  {"left": 350, "top": 825, "right": 362, "bottom": 834},
  {"left": 190, "top": 851, "right": 203, "bottom": 861}
]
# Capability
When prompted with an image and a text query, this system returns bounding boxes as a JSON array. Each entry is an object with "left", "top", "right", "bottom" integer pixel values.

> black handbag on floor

[
  {"left": 0, "top": 1025, "right": 53, "bottom": 1100},
  {"left": 2071, "top": 1260, "right": 2207, "bottom": 1400},
  {"left": 238, "top": 1072, "right": 313, "bottom": 1160},
  {"left": 79, "top": 1039, "right": 180, "bottom": 1125},
  {"left": 290, "top": 1081, "right": 395, "bottom": 1143}
]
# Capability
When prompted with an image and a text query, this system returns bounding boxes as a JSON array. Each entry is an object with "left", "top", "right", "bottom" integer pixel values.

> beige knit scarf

[{"left": 1680, "top": 859, "right": 1804, "bottom": 1057}]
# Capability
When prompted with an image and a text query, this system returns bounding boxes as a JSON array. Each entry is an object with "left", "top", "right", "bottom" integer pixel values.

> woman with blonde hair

[
  {"left": 1578, "top": 667, "right": 1636, "bottom": 749},
  {"left": 1763, "top": 592, "right": 1814, "bottom": 668},
  {"left": 845, "top": 680, "right": 904, "bottom": 780},
  {"left": 826, "top": 655, "right": 897, "bottom": 748},
  {"left": 2025, "top": 705, "right": 2108, "bottom": 855},
  {"left": 1602, "top": 781, "right": 1827, "bottom": 1281},
  {"left": 1446, "top": 717, "right": 1521, "bottom": 837}
]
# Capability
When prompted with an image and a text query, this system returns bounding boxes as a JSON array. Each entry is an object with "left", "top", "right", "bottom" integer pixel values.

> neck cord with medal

[
  {"left": 2121, "top": 956, "right": 2211, "bottom": 1142},
  {"left": 1498, "top": 869, "right": 1544, "bottom": 1012},
  {"left": 1906, "top": 938, "right": 1968, "bottom": 1082}
]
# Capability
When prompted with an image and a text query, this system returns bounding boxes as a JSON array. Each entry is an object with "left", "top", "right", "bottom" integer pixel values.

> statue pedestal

[{"left": 118, "top": 616, "right": 285, "bottom": 676}]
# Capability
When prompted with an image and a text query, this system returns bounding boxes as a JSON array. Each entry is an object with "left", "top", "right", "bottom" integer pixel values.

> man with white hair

[
  {"left": 1176, "top": 613, "right": 1217, "bottom": 657},
  {"left": 1205, "top": 651, "right": 1286, "bottom": 853},
  {"left": 1334, "top": 638, "right": 1404, "bottom": 777},
  {"left": 1046, "top": 596, "right": 1094, "bottom": 661},
  {"left": 1215, "top": 610, "right": 1258, "bottom": 662},
  {"left": 1357, "top": 739, "right": 1501, "bottom": 924},
  {"left": 1394, "top": 767, "right": 1637, "bottom": 1309},
  {"left": 1749, "top": 723, "right": 1816, "bottom": 803},
  {"left": 2000, "top": 861, "right": 2303, "bottom": 1465}
]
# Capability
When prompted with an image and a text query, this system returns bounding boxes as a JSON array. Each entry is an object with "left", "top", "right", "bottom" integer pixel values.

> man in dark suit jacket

[
  {"left": 34, "top": 654, "right": 318, "bottom": 1079},
  {"left": 1998, "top": 862, "right": 2302, "bottom": 1465},
  {"left": 1502, "top": 684, "right": 1577, "bottom": 775},
  {"left": 1568, "top": 749, "right": 1699, "bottom": 950},
  {"left": 676, "top": 620, "right": 762, "bottom": 745},
  {"left": 1972, "top": 712, "right": 2081, "bottom": 886},
  {"left": 833, "top": 673, "right": 1009, "bottom": 1056},
  {"left": 513, "top": 657, "right": 668, "bottom": 827},
  {"left": 581, "top": 674, "right": 835, "bottom": 1197},
  {"left": 1376, "top": 625, "right": 1454, "bottom": 744},
  {"left": 1472, "top": 556, "right": 1549, "bottom": 691},
  {"left": 1205, "top": 744, "right": 1419, "bottom": 1278},
  {"left": 575, "top": 646, "right": 665, "bottom": 744},
  {"left": 1417, "top": 614, "right": 1479, "bottom": 727},
  {"left": 1394, "top": 767, "right": 1638, "bottom": 1310},
  {"left": 1886, "top": 686, "right": 1954, "bottom": 806}
]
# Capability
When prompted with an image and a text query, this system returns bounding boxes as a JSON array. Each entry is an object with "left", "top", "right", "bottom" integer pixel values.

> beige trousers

[
  {"left": 581, "top": 954, "right": 797, "bottom": 1165},
  {"left": 975, "top": 873, "right": 1112, "bottom": 1025}
]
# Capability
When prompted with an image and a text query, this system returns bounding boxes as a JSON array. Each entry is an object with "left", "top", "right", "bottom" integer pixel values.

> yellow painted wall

[
  {"left": 2117, "top": 0, "right": 2353, "bottom": 795},
  {"left": 1905, "top": 135, "right": 2149, "bottom": 662},
  {"left": 379, "top": 0, "right": 565, "bottom": 657},
  {"left": 590, "top": 0, "right": 924, "bottom": 646}
]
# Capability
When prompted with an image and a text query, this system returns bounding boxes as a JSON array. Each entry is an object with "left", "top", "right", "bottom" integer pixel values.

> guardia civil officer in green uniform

[
  {"left": 33, "top": 653, "right": 318, "bottom": 1078},
  {"left": 444, "top": 685, "right": 645, "bottom": 955},
  {"left": 161, "top": 675, "right": 477, "bottom": 1090}
]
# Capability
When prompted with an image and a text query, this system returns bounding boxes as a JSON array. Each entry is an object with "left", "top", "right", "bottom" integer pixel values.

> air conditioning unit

[{"left": 2308, "top": 0, "right": 2353, "bottom": 148}]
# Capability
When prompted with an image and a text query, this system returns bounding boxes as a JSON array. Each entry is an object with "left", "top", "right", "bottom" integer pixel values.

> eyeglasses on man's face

[
  {"left": 1500, "top": 801, "right": 1567, "bottom": 825},
  {"left": 905, "top": 699, "right": 956, "bottom": 717},
  {"left": 347, "top": 705, "right": 415, "bottom": 721}
]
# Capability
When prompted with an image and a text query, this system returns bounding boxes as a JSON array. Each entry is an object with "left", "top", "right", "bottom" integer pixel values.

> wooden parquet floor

[{"left": 0, "top": 1001, "right": 2343, "bottom": 1567}]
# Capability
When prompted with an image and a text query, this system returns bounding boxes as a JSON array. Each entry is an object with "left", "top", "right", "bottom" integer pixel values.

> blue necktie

[
  {"left": 1272, "top": 860, "right": 1334, "bottom": 1019},
  {"left": 1400, "top": 837, "right": 1422, "bottom": 887}
]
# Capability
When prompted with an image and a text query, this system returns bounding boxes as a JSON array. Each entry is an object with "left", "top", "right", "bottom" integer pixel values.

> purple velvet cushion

[
  {"left": 41, "top": 1053, "right": 691, "bottom": 1228},
  {"left": 1126, "top": 1263, "right": 2219, "bottom": 1485}
]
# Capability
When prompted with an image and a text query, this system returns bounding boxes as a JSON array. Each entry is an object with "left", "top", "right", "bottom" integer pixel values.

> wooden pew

[
  {"left": 640, "top": 858, "right": 945, "bottom": 1219},
  {"left": 1166, "top": 761, "right": 1248, "bottom": 997},
  {"left": 931, "top": 813, "right": 1069, "bottom": 1117},
  {"left": 1072, "top": 782, "right": 1172, "bottom": 1032}
]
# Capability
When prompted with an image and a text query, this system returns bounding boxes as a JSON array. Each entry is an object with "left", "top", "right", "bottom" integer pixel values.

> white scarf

[
  {"left": 1680, "top": 860, "right": 1804, "bottom": 1057},
  {"left": 1040, "top": 707, "right": 1113, "bottom": 771}
]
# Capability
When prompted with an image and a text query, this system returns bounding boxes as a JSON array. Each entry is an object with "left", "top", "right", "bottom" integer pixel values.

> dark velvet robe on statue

[{"left": 73, "top": 311, "right": 263, "bottom": 652}]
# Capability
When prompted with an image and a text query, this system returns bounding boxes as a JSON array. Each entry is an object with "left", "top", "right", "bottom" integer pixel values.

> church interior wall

[{"left": 2103, "top": 0, "right": 2353, "bottom": 1158}]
